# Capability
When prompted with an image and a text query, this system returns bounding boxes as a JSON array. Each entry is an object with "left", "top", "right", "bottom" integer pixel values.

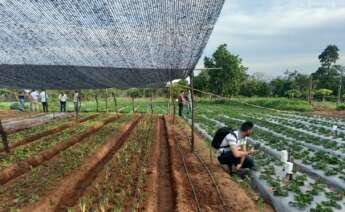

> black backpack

[{"left": 211, "top": 127, "right": 237, "bottom": 149}]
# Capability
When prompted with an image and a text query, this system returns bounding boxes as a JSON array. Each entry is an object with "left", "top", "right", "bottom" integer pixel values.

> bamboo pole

[{"left": 190, "top": 71, "right": 195, "bottom": 152}]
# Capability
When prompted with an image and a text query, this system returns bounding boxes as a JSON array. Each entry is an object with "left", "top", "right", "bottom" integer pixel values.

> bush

[
  {"left": 336, "top": 104, "right": 345, "bottom": 111},
  {"left": 10, "top": 102, "right": 29, "bottom": 111}
]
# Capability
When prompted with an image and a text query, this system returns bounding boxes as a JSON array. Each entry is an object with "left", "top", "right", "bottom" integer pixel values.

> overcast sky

[{"left": 197, "top": 0, "right": 345, "bottom": 78}]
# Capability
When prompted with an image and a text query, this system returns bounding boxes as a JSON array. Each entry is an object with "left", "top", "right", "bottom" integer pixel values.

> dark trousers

[
  {"left": 42, "top": 102, "right": 48, "bottom": 112},
  {"left": 178, "top": 103, "right": 183, "bottom": 116},
  {"left": 218, "top": 151, "right": 254, "bottom": 170},
  {"left": 74, "top": 102, "right": 79, "bottom": 113},
  {"left": 60, "top": 101, "right": 66, "bottom": 112}
]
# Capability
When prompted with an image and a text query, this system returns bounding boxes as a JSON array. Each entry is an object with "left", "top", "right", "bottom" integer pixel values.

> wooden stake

[
  {"left": 308, "top": 75, "right": 313, "bottom": 105},
  {"left": 0, "top": 119, "right": 10, "bottom": 153},
  {"left": 112, "top": 92, "right": 118, "bottom": 114},
  {"left": 105, "top": 88, "right": 109, "bottom": 113},
  {"left": 95, "top": 94, "right": 99, "bottom": 112},
  {"left": 150, "top": 89, "right": 153, "bottom": 114}
]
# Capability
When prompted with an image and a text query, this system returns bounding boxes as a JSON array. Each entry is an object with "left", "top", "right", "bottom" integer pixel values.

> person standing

[
  {"left": 30, "top": 90, "right": 40, "bottom": 112},
  {"left": 177, "top": 91, "right": 186, "bottom": 116},
  {"left": 17, "top": 90, "right": 26, "bottom": 111},
  {"left": 40, "top": 89, "right": 48, "bottom": 112},
  {"left": 58, "top": 92, "right": 67, "bottom": 112},
  {"left": 73, "top": 90, "right": 80, "bottom": 113}
]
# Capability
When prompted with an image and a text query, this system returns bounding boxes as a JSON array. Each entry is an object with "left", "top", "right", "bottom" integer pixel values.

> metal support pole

[
  {"left": 0, "top": 119, "right": 10, "bottom": 153},
  {"left": 169, "top": 81, "right": 173, "bottom": 115},
  {"left": 45, "top": 90, "right": 49, "bottom": 112},
  {"left": 190, "top": 71, "right": 195, "bottom": 152}
]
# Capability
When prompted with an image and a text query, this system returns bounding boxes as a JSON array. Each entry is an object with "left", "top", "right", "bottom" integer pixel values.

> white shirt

[
  {"left": 73, "top": 93, "right": 79, "bottom": 103},
  {"left": 59, "top": 94, "right": 67, "bottom": 102},
  {"left": 40, "top": 91, "right": 48, "bottom": 102},
  {"left": 218, "top": 130, "right": 247, "bottom": 154},
  {"left": 30, "top": 91, "right": 39, "bottom": 101}
]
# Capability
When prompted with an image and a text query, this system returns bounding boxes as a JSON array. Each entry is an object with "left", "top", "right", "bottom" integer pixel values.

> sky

[{"left": 197, "top": 0, "right": 345, "bottom": 79}]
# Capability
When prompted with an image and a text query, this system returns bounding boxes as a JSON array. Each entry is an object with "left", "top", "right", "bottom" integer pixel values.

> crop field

[
  {"left": 185, "top": 101, "right": 345, "bottom": 212},
  {"left": 0, "top": 99, "right": 344, "bottom": 211},
  {"left": 0, "top": 107, "right": 262, "bottom": 211},
  {"left": 0, "top": 98, "right": 168, "bottom": 114}
]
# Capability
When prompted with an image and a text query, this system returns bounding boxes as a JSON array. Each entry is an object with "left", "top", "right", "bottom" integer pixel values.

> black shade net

[{"left": 0, "top": 0, "right": 225, "bottom": 89}]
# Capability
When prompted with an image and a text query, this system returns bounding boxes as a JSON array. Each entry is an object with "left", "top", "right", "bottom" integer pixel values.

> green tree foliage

[
  {"left": 270, "top": 70, "right": 309, "bottom": 97},
  {"left": 312, "top": 67, "right": 340, "bottom": 93},
  {"left": 204, "top": 44, "right": 247, "bottom": 97},
  {"left": 318, "top": 45, "right": 339, "bottom": 69},
  {"left": 286, "top": 89, "right": 302, "bottom": 99},
  {"left": 239, "top": 75, "right": 271, "bottom": 97},
  {"left": 194, "top": 70, "right": 209, "bottom": 93},
  {"left": 315, "top": 89, "right": 333, "bottom": 102},
  {"left": 127, "top": 88, "right": 140, "bottom": 99},
  {"left": 172, "top": 79, "right": 189, "bottom": 98},
  {"left": 312, "top": 45, "right": 342, "bottom": 94}
]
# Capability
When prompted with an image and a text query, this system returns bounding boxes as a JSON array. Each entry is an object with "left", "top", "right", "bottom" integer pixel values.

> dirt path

[
  {"left": 157, "top": 117, "right": 175, "bottom": 211},
  {"left": 173, "top": 116, "right": 273, "bottom": 212}
]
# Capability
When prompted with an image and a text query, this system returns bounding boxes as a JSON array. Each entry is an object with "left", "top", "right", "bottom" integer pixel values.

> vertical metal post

[
  {"left": 169, "top": 81, "right": 173, "bottom": 115},
  {"left": 0, "top": 119, "right": 10, "bottom": 153},
  {"left": 190, "top": 71, "right": 195, "bottom": 152},
  {"left": 45, "top": 90, "right": 48, "bottom": 112}
]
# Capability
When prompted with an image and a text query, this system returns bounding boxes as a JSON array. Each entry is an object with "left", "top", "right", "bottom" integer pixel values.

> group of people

[
  {"left": 17, "top": 90, "right": 80, "bottom": 113},
  {"left": 177, "top": 90, "right": 192, "bottom": 116}
]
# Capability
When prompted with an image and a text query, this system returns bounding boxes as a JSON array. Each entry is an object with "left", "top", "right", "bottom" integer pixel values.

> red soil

[
  {"left": 0, "top": 114, "right": 99, "bottom": 153},
  {"left": 21, "top": 115, "right": 141, "bottom": 212},
  {"left": 0, "top": 115, "right": 119, "bottom": 185}
]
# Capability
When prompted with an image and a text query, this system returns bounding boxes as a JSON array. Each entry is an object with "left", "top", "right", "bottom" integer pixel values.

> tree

[
  {"left": 318, "top": 45, "right": 339, "bottom": 69},
  {"left": 286, "top": 89, "right": 302, "bottom": 99},
  {"left": 315, "top": 89, "right": 333, "bottom": 102},
  {"left": 127, "top": 88, "right": 140, "bottom": 112},
  {"left": 204, "top": 44, "right": 247, "bottom": 97},
  {"left": 194, "top": 70, "right": 209, "bottom": 94},
  {"left": 172, "top": 79, "right": 189, "bottom": 98},
  {"left": 312, "top": 67, "right": 339, "bottom": 93},
  {"left": 256, "top": 81, "right": 272, "bottom": 97}
]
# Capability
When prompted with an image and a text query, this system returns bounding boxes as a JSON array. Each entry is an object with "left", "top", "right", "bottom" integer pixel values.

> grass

[
  {"left": 0, "top": 98, "right": 168, "bottom": 114},
  {"left": 238, "top": 97, "right": 314, "bottom": 112}
]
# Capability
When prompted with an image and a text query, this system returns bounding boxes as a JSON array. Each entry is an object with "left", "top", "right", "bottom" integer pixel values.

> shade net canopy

[{"left": 0, "top": 0, "right": 225, "bottom": 89}]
